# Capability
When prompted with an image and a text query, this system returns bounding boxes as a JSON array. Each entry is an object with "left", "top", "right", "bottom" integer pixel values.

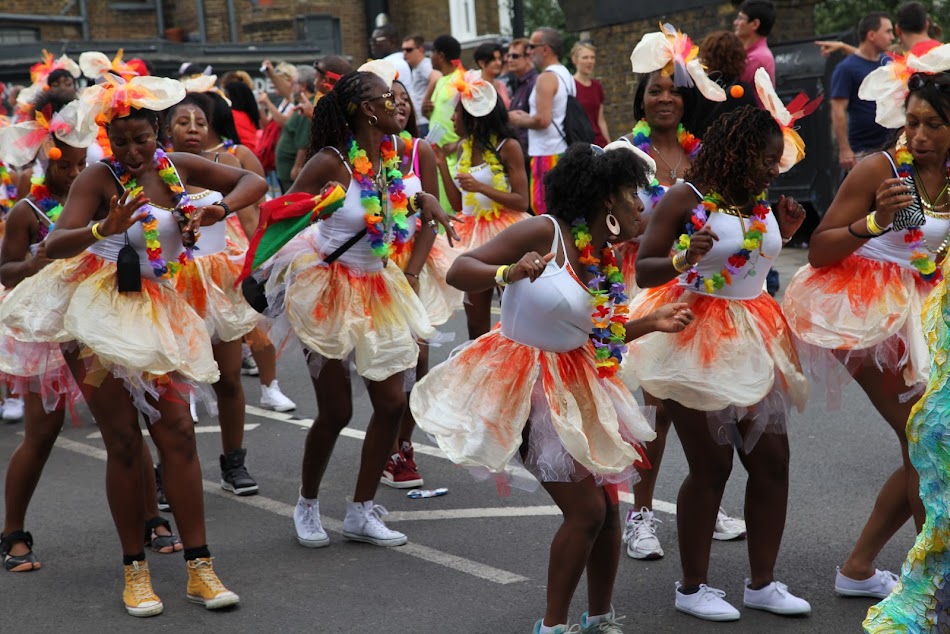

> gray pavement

[{"left": 0, "top": 245, "right": 912, "bottom": 633}]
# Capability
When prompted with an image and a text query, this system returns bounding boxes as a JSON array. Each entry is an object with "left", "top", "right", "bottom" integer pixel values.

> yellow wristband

[
  {"left": 672, "top": 252, "right": 691, "bottom": 273},
  {"left": 495, "top": 264, "right": 509, "bottom": 287},
  {"left": 866, "top": 212, "right": 885, "bottom": 236},
  {"left": 91, "top": 222, "right": 106, "bottom": 241}
]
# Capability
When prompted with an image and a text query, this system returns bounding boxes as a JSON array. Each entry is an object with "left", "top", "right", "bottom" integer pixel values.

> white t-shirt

[
  {"left": 384, "top": 52, "right": 413, "bottom": 93},
  {"left": 527, "top": 63, "right": 574, "bottom": 157},
  {"left": 407, "top": 57, "right": 434, "bottom": 126}
]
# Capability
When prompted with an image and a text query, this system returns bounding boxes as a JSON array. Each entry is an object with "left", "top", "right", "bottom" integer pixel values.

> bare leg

[
  {"left": 464, "top": 288, "right": 495, "bottom": 340},
  {"left": 300, "top": 359, "right": 352, "bottom": 499},
  {"left": 631, "top": 392, "right": 671, "bottom": 510},
  {"left": 212, "top": 340, "right": 246, "bottom": 453},
  {"left": 394, "top": 342, "right": 429, "bottom": 451},
  {"left": 250, "top": 338, "right": 277, "bottom": 386},
  {"left": 585, "top": 490, "right": 622, "bottom": 616},
  {"left": 355, "top": 373, "right": 406, "bottom": 501}
]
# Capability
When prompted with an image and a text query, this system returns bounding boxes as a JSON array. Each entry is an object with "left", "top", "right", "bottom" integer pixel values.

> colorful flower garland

[
  {"left": 0, "top": 161, "right": 17, "bottom": 215},
  {"left": 675, "top": 191, "right": 770, "bottom": 294},
  {"left": 631, "top": 119, "right": 701, "bottom": 207},
  {"left": 399, "top": 130, "right": 415, "bottom": 173},
  {"left": 458, "top": 136, "right": 509, "bottom": 222},
  {"left": 571, "top": 218, "right": 628, "bottom": 378},
  {"left": 30, "top": 176, "right": 63, "bottom": 240},
  {"left": 348, "top": 135, "right": 409, "bottom": 259},
  {"left": 896, "top": 145, "right": 949, "bottom": 281},
  {"left": 107, "top": 148, "right": 195, "bottom": 279}
]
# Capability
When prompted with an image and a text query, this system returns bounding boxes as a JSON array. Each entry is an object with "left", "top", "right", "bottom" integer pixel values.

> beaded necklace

[
  {"left": 676, "top": 190, "right": 770, "bottom": 294},
  {"left": 107, "top": 148, "right": 195, "bottom": 279},
  {"left": 348, "top": 135, "right": 409, "bottom": 259},
  {"left": 29, "top": 176, "right": 63, "bottom": 240},
  {"left": 0, "top": 162, "right": 16, "bottom": 215},
  {"left": 631, "top": 120, "right": 700, "bottom": 207},
  {"left": 570, "top": 218, "right": 628, "bottom": 379},
  {"left": 457, "top": 136, "right": 509, "bottom": 222},
  {"left": 896, "top": 146, "right": 950, "bottom": 281}
]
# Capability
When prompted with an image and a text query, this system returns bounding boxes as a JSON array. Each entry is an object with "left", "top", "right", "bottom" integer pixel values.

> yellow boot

[
  {"left": 186, "top": 557, "right": 239, "bottom": 610},
  {"left": 123, "top": 560, "right": 163, "bottom": 617}
]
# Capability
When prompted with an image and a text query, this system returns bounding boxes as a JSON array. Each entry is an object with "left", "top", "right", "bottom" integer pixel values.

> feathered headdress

[
  {"left": 753, "top": 67, "right": 822, "bottom": 172},
  {"left": 0, "top": 101, "right": 95, "bottom": 167},
  {"left": 79, "top": 49, "right": 140, "bottom": 81},
  {"left": 30, "top": 50, "right": 80, "bottom": 85},
  {"left": 629, "top": 23, "right": 726, "bottom": 102},
  {"left": 76, "top": 74, "right": 185, "bottom": 135},
  {"left": 449, "top": 69, "right": 498, "bottom": 117},
  {"left": 859, "top": 44, "right": 950, "bottom": 128}
]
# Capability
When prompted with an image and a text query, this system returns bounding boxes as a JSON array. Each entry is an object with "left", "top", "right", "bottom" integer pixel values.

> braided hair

[
  {"left": 308, "top": 71, "right": 378, "bottom": 158},
  {"left": 686, "top": 105, "right": 781, "bottom": 204}
]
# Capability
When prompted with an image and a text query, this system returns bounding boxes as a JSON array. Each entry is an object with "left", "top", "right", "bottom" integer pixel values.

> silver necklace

[{"left": 650, "top": 145, "right": 684, "bottom": 182}]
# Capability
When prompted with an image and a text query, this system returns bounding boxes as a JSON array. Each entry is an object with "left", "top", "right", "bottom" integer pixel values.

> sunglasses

[
  {"left": 908, "top": 73, "right": 950, "bottom": 92},
  {"left": 526, "top": 43, "right": 541, "bottom": 50},
  {"left": 402, "top": 47, "right": 417, "bottom": 53},
  {"left": 507, "top": 53, "right": 524, "bottom": 60},
  {"left": 367, "top": 91, "right": 394, "bottom": 102}
]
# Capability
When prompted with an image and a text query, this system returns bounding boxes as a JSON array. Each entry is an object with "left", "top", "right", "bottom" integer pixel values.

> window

[
  {"left": 0, "top": 27, "right": 39, "bottom": 45},
  {"left": 295, "top": 14, "right": 342, "bottom": 54},
  {"left": 449, "top": 0, "right": 478, "bottom": 42}
]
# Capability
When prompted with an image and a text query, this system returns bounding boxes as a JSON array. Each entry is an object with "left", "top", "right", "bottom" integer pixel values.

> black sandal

[
  {"left": 1, "top": 531, "right": 41, "bottom": 572},
  {"left": 144, "top": 517, "right": 182, "bottom": 554}
]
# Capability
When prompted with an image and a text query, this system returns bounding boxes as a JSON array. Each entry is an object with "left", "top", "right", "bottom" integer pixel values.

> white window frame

[{"left": 448, "top": 0, "right": 478, "bottom": 42}]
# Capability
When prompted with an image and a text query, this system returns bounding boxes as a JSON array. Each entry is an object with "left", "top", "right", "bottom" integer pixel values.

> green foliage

[
  {"left": 517, "top": 0, "right": 577, "bottom": 69},
  {"left": 814, "top": 0, "right": 950, "bottom": 38}
]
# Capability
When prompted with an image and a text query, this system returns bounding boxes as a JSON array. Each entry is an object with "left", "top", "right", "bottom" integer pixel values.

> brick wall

[
  {"left": 390, "top": 0, "right": 453, "bottom": 45},
  {"left": 1, "top": 0, "right": 157, "bottom": 41},
  {"left": 583, "top": 0, "right": 818, "bottom": 138}
]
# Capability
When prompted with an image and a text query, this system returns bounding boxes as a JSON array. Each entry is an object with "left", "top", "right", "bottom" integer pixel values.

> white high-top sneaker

[
  {"left": 342, "top": 498, "right": 407, "bottom": 547},
  {"left": 294, "top": 490, "right": 329, "bottom": 548}
]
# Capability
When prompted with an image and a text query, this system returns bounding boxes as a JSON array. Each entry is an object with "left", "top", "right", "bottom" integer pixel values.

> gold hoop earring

[{"left": 368, "top": 114, "right": 379, "bottom": 126}]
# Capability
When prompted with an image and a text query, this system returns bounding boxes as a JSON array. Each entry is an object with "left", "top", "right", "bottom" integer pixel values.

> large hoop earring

[
  {"left": 606, "top": 212, "right": 621, "bottom": 237},
  {"left": 368, "top": 114, "right": 379, "bottom": 126}
]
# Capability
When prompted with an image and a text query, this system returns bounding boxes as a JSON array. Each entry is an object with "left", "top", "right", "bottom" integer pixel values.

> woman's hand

[
  {"left": 649, "top": 302, "right": 694, "bottom": 333},
  {"left": 456, "top": 172, "right": 483, "bottom": 194},
  {"left": 28, "top": 241, "right": 52, "bottom": 275},
  {"left": 507, "top": 251, "right": 554, "bottom": 283},
  {"left": 872, "top": 177, "right": 914, "bottom": 227},
  {"left": 99, "top": 190, "right": 150, "bottom": 237},
  {"left": 405, "top": 273, "right": 420, "bottom": 295},
  {"left": 418, "top": 193, "right": 461, "bottom": 246},
  {"left": 685, "top": 225, "right": 718, "bottom": 265},
  {"left": 430, "top": 144, "right": 446, "bottom": 166},
  {"left": 775, "top": 195, "right": 806, "bottom": 240}
]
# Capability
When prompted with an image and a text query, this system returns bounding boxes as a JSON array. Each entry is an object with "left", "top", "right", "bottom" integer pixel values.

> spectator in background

[
  {"left": 571, "top": 41, "right": 609, "bottom": 146},
  {"left": 220, "top": 70, "right": 253, "bottom": 90},
  {"left": 275, "top": 65, "right": 316, "bottom": 193},
  {"left": 690, "top": 31, "right": 758, "bottom": 138},
  {"left": 474, "top": 42, "right": 512, "bottom": 108},
  {"left": 370, "top": 24, "right": 412, "bottom": 84},
  {"left": 506, "top": 38, "right": 537, "bottom": 158},
  {"left": 224, "top": 81, "right": 261, "bottom": 152},
  {"left": 45, "top": 69, "right": 77, "bottom": 99},
  {"left": 897, "top": 1, "right": 942, "bottom": 55},
  {"left": 402, "top": 33, "right": 441, "bottom": 137},
  {"left": 314, "top": 55, "right": 353, "bottom": 98},
  {"left": 258, "top": 61, "right": 298, "bottom": 128},
  {"left": 830, "top": 13, "right": 893, "bottom": 173},
  {"left": 425, "top": 35, "right": 464, "bottom": 209},
  {"left": 509, "top": 27, "right": 575, "bottom": 215},
  {"left": 734, "top": 0, "right": 776, "bottom": 87}
]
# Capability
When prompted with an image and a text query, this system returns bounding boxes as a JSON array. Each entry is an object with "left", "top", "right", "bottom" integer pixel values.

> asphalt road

[{"left": 0, "top": 247, "right": 915, "bottom": 633}]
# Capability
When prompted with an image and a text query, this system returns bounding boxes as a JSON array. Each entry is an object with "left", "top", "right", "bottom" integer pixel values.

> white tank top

[
  {"left": 189, "top": 189, "right": 227, "bottom": 255},
  {"left": 854, "top": 152, "right": 950, "bottom": 268},
  {"left": 501, "top": 215, "right": 594, "bottom": 352},
  {"left": 676, "top": 182, "right": 781, "bottom": 300},
  {"left": 458, "top": 139, "right": 512, "bottom": 218},
  {"left": 528, "top": 64, "right": 574, "bottom": 157},
  {"left": 401, "top": 138, "right": 422, "bottom": 241}
]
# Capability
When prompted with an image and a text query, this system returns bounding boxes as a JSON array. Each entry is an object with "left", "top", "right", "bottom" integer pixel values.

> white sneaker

[
  {"left": 342, "top": 498, "right": 407, "bottom": 547},
  {"left": 622, "top": 507, "right": 663, "bottom": 560},
  {"left": 713, "top": 507, "right": 747, "bottom": 541},
  {"left": 834, "top": 567, "right": 899, "bottom": 599},
  {"left": 189, "top": 394, "right": 199, "bottom": 422},
  {"left": 2, "top": 397, "right": 24, "bottom": 421},
  {"left": 743, "top": 579, "right": 811, "bottom": 615},
  {"left": 674, "top": 582, "right": 741, "bottom": 622},
  {"left": 260, "top": 380, "right": 296, "bottom": 412},
  {"left": 293, "top": 491, "right": 329, "bottom": 548}
]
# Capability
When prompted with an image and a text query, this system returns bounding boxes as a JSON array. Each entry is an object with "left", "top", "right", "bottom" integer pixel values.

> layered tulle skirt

[
  {"left": 174, "top": 250, "right": 259, "bottom": 343},
  {"left": 623, "top": 282, "right": 808, "bottom": 450},
  {"left": 0, "top": 252, "right": 219, "bottom": 420},
  {"left": 410, "top": 330, "right": 656, "bottom": 488},
  {"left": 781, "top": 255, "right": 933, "bottom": 390},
  {"left": 392, "top": 232, "right": 463, "bottom": 327},
  {"left": 455, "top": 209, "right": 531, "bottom": 252},
  {"left": 616, "top": 241, "right": 641, "bottom": 297}
]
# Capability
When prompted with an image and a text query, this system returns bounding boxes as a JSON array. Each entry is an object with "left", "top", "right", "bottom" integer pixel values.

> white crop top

[
  {"left": 676, "top": 182, "right": 781, "bottom": 300},
  {"left": 189, "top": 189, "right": 226, "bottom": 256},
  {"left": 458, "top": 139, "right": 512, "bottom": 218},
  {"left": 501, "top": 215, "right": 594, "bottom": 352}
]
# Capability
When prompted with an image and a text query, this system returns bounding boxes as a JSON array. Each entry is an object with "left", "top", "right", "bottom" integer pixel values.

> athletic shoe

[
  {"left": 2, "top": 397, "right": 24, "bottom": 422},
  {"left": 260, "top": 380, "right": 296, "bottom": 412},
  {"left": 713, "top": 507, "right": 747, "bottom": 541},
  {"left": 342, "top": 498, "right": 407, "bottom": 547},
  {"left": 220, "top": 448, "right": 259, "bottom": 496},
  {"left": 834, "top": 567, "right": 899, "bottom": 599},
  {"left": 123, "top": 560, "right": 163, "bottom": 617},
  {"left": 1, "top": 531, "right": 41, "bottom": 572},
  {"left": 186, "top": 557, "right": 239, "bottom": 610},
  {"left": 580, "top": 606, "right": 625, "bottom": 633},
  {"left": 532, "top": 619, "right": 582, "bottom": 633},
  {"left": 674, "top": 582, "right": 741, "bottom": 622},
  {"left": 622, "top": 507, "right": 663, "bottom": 560},
  {"left": 240, "top": 353, "right": 259, "bottom": 376},
  {"left": 743, "top": 579, "right": 811, "bottom": 615},
  {"left": 144, "top": 517, "right": 183, "bottom": 554},
  {"left": 154, "top": 465, "right": 171, "bottom": 512},
  {"left": 294, "top": 491, "right": 329, "bottom": 548},
  {"left": 380, "top": 453, "right": 424, "bottom": 489}
]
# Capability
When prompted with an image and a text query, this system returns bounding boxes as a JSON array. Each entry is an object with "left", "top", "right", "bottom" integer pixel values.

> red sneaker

[{"left": 380, "top": 453, "right": 423, "bottom": 489}]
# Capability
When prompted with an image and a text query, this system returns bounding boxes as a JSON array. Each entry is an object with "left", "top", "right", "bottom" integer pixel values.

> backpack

[{"left": 546, "top": 70, "right": 595, "bottom": 146}]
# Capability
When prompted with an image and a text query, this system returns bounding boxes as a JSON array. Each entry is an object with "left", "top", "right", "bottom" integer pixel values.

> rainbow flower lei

[
  {"left": 0, "top": 161, "right": 17, "bottom": 215},
  {"left": 571, "top": 218, "right": 628, "bottom": 378},
  {"left": 631, "top": 119, "right": 701, "bottom": 206},
  {"left": 676, "top": 190, "right": 770, "bottom": 294},
  {"left": 896, "top": 145, "right": 948, "bottom": 281},
  {"left": 458, "top": 136, "right": 509, "bottom": 222},
  {"left": 30, "top": 176, "right": 63, "bottom": 240},
  {"left": 348, "top": 135, "right": 409, "bottom": 259},
  {"left": 107, "top": 148, "right": 195, "bottom": 280}
]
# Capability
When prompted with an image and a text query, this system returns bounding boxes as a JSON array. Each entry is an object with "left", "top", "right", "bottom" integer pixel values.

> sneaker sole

[
  {"left": 220, "top": 480, "right": 259, "bottom": 496},
  {"left": 834, "top": 587, "right": 889, "bottom": 599},
  {"left": 379, "top": 476, "right": 424, "bottom": 489},
  {"left": 157, "top": 503, "right": 171, "bottom": 512},
  {"left": 296, "top": 534, "right": 330, "bottom": 548},
  {"left": 744, "top": 602, "right": 811, "bottom": 616},
  {"left": 5, "top": 560, "right": 41, "bottom": 572},
  {"left": 241, "top": 369, "right": 260, "bottom": 376},
  {"left": 626, "top": 547, "right": 664, "bottom": 560},
  {"left": 342, "top": 531, "right": 407, "bottom": 547},
  {"left": 712, "top": 530, "right": 746, "bottom": 541},
  {"left": 126, "top": 601, "right": 164, "bottom": 617},
  {"left": 260, "top": 403, "right": 296, "bottom": 413},
  {"left": 187, "top": 592, "right": 240, "bottom": 610},
  {"left": 675, "top": 605, "right": 741, "bottom": 622}
]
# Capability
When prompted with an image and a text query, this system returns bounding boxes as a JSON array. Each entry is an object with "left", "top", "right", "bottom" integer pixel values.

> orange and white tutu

[
  {"left": 0, "top": 252, "right": 219, "bottom": 421},
  {"left": 175, "top": 250, "right": 260, "bottom": 343},
  {"left": 392, "top": 231, "right": 463, "bottom": 327},
  {"left": 781, "top": 254, "right": 933, "bottom": 390},
  {"left": 410, "top": 330, "right": 655, "bottom": 489},
  {"left": 616, "top": 241, "right": 641, "bottom": 297},
  {"left": 225, "top": 215, "right": 249, "bottom": 252},
  {"left": 455, "top": 209, "right": 531, "bottom": 252},
  {"left": 624, "top": 283, "right": 808, "bottom": 450},
  {"left": 265, "top": 227, "right": 436, "bottom": 382}
]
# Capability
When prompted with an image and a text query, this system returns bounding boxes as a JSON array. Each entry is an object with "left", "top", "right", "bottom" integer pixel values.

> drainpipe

[
  {"left": 155, "top": 0, "right": 165, "bottom": 37},
  {"left": 226, "top": 0, "right": 238, "bottom": 42},
  {"left": 196, "top": 0, "right": 207, "bottom": 43}
]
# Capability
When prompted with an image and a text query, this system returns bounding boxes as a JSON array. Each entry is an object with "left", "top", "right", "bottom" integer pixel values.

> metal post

[
  {"left": 512, "top": 0, "right": 524, "bottom": 38},
  {"left": 226, "top": 0, "right": 238, "bottom": 42},
  {"left": 196, "top": 0, "right": 207, "bottom": 43},
  {"left": 156, "top": 0, "right": 165, "bottom": 37},
  {"left": 78, "top": 0, "right": 89, "bottom": 41}
]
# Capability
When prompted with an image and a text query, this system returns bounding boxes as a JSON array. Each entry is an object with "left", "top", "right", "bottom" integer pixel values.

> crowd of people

[{"left": 0, "top": 1, "right": 948, "bottom": 632}]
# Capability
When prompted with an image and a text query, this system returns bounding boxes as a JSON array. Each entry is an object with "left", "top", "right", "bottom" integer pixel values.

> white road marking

[
  {"left": 49, "top": 435, "right": 529, "bottom": 586},
  {"left": 85, "top": 423, "right": 259, "bottom": 440},
  {"left": 386, "top": 506, "right": 562, "bottom": 522}
]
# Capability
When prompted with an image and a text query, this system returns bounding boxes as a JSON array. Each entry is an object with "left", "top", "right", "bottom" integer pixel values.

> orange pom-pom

[
  {"left": 730, "top": 84, "right": 745, "bottom": 99},
  {"left": 42, "top": 85, "right": 50, "bottom": 91},
  {"left": 95, "top": 114, "right": 107, "bottom": 126},
  {"left": 47, "top": 146, "right": 62, "bottom": 161}
]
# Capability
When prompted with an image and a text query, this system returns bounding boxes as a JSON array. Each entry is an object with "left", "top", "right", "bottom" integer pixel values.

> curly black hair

[
  {"left": 459, "top": 99, "right": 516, "bottom": 157},
  {"left": 308, "top": 70, "right": 378, "bottom": 158},
  {"left": 633, "top": 71, "right": 699, "bottom": 126},
  {"left": 544, "top": 143, "right": 652, "bottom": 222},
  {"left": 905, "top": 72, "right": 950, "bottom": 125},
  {"left": 685, "top": 105, "right": 781, "bottom": 203}
]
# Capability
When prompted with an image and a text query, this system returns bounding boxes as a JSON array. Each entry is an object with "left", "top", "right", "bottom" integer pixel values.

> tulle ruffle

[
  {"left": 174, "top": 251, "right": 260, "bottom": 343},
  {"left": 616, "top": 241, "right": 641, "bottom": 298},
  {"left": 225, "top": 215, "right": 249, "bottom": 251},
  {"left": 0, "top": 329, "right": 81, "bottom": 413},
  {"left": 410, "top": 331, "right": 655, "bottom": 489},
  {"left": 456, "top": 209, "right": 531, "bottom": 252},
  {"left": 392, "top": 232, "right": 464, "bottom": 327}
]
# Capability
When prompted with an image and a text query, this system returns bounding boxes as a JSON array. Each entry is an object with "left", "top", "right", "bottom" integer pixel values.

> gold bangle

[
  {"left": 91, "top": 222, "right": 106, "bottom": 241},
  {"left": 866, "top": 212, "right": 886, "bottom": 236},
  {"left": 495, "top": 264, "right": 509, "bottom": 287},
  {"left": 672, "top": 252, "right": 691, "bottom": 273}
]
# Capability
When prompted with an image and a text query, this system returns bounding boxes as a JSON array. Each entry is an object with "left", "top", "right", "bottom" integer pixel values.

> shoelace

[
  {"left": 594, "top": 613, "right": 626, "bottom": 633},
  {"left": 366, "top": 504, "right": 396, "bottom": 533},
  {"left": 622, "top": 508, "right": 661, "bottom": 543},
  {"left": 877, "top": 570, "right": 899, "bottom": 585},
  {"left": 189, "top": 558, "right": 227, "bottom": 594},
  {"left": 126, "top": 562, "right": 157, "bottom": 602},
  {"left": 698, "top": 585, "right": 728, "bottom": 603},
  {"left": 299, "top": 503, "right": 321, "bottom": 530}
]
